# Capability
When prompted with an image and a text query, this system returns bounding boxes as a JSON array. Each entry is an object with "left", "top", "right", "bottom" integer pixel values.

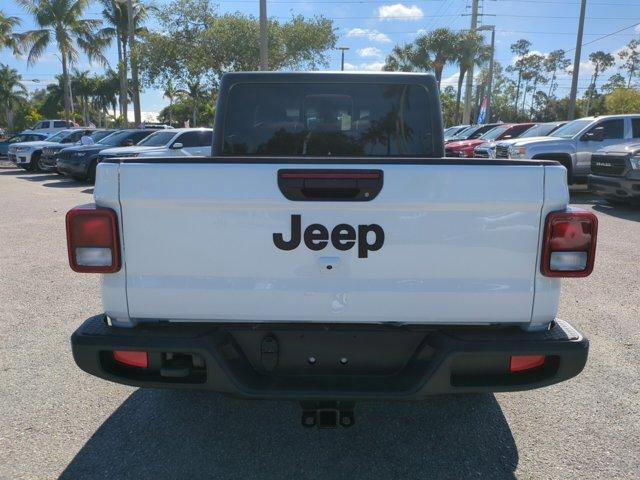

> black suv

[
  {"left": 40, "top": 129, "right": 115, "bottom": 172},
  {"left": 57, "top": 129, "right": 154, "bottom": 182}
]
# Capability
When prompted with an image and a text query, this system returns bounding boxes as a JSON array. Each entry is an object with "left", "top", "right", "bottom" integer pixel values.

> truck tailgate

[{"left": 117, "top": 161, "right": 546, "bottom": 325}]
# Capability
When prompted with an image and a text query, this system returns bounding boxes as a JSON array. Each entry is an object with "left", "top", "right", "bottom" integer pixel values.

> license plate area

[{"left": 230, "top": 326, "right": 433, "bottom": 376}]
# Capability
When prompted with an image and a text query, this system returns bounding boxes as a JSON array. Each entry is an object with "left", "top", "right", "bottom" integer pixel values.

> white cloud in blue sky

[
  {"left": 358, "top": 47, "right": 383, "bottom": 58},
  {"left": 377, "top": 4, "right": 424, "bottom": 21},
  {"left": 347, "top": 28, "right": 391, "bottom": 43}
]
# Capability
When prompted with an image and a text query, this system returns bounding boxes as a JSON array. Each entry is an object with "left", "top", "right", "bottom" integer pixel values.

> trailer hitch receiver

[{"left": 300, "top": 401, "right": 355, "bottom": 428}]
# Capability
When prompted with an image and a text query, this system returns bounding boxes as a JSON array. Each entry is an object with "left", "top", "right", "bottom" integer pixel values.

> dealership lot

[{"left": 0, "top": 168, "right": 638, "bottom": 480}]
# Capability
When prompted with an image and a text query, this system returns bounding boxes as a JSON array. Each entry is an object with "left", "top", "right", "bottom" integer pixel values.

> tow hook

[{"left": 300, "top": 401, "right": 356, "bottom": 428}]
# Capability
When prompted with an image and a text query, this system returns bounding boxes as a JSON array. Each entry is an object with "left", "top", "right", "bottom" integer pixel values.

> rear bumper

[
  {"left": 588, "top": 174, "right": 640, "bottom": 202},
  {"left": 72, "top": 315, "right": 588, "bottom": 400}
]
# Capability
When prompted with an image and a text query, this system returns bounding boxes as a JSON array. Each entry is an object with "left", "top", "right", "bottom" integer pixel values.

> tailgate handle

[{"left": 278, "top": 169, "right": 383, "bottom": 201}]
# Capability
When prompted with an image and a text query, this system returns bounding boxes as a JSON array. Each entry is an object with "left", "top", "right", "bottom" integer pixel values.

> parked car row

[
  {"left": 5, "top": 127, "right": 213, "bottom": 183},
  {"left": 442, "top": 114, "right": 640, "bottom": 204}
]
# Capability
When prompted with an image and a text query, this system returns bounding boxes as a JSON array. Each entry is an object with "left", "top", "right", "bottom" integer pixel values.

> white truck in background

[
  {"left": 96, "top": 128, "right": 213, "bottom": 160},
  {"left": 67, "top": 72, "right": 595, "bottom": 428}
]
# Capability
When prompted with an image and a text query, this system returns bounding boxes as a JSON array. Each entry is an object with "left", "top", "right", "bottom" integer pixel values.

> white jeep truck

[{"left": 67, "top": 72, "right": 595, "bottom": 428}]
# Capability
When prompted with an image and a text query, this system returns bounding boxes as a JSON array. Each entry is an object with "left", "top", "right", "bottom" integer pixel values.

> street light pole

[
  {"left": 478, "top": 25, "right": 495, "bottom": 123},
  {"left": 338, "top": 47, "right": 349, "bottom": 71},
  {"left": 259, "top": 0, "right": 268, "bottom": 70},
  {"left": 462, "top": 0, "right": 479, "bottom": 124},
  {"left": 568, "top": 0, "right": 587, "bottom": 120}
]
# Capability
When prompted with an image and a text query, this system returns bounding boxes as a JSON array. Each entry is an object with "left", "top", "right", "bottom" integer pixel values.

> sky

[{"left": 2, "top": 0, "right": 640, "bottom": 119}]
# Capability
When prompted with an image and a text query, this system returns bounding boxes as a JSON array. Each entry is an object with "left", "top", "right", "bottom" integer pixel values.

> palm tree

[
  {"left": 99, "top": 0, "right": 149, "bottom": 127},
  {"left": 99, "top": 0, "right": 127, "bottom": 124},
  {"left": 177, "top": 81, "right": 208, "bottom": 127},
  {"left": 453, "top": 31, "right": 489, "bottom": 123},
  {"left": 506, "top": 39, "right": 532, "bottom": 115},
  {"left": 418, "top": 28, "right": 457, "bottom": 90},
  {"left": 585, "top": 51, "right": 615, "bottom": 116},
  {"left": 163, "top": 78, "right": 177, "bottom": 126},
  {"left": 18, "top": 0, "right": 111, "bottom": 122},
  {"left": 0, "top": 10, "right": 22, "bottom": 54},
  {"left": 71, "top": 69, "right": 93, "bottom": 125},
  {"left": 0, "top": 65, "right": 27, "bottom": 132},
  {"left": 94, "top": 69, "right": 119, "bottom": 125},
  {"left": 383, "top": 44, "right": 430, "bottom": 72}
]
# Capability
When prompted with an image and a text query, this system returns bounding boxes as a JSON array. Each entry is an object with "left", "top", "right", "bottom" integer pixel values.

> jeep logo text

[{"left": 273, "top": 214, "right": 384, "bottom": 258}]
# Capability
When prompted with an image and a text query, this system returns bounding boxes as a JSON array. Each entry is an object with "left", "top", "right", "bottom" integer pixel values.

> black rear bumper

[{"left": 71, "top": 315, "right": 588, "bottom": 400}]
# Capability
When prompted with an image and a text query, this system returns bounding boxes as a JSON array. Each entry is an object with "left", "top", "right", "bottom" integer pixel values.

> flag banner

[{"left": 477, "top": 96, "right": 489, "bottom": 124}]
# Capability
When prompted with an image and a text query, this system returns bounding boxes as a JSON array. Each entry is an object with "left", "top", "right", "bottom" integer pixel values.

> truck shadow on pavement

[{"left": 60, "top": 390, "right": 517, "bottom": 480}]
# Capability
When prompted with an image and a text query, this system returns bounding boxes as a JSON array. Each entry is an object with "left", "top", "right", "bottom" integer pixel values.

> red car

[{"left": 445, "top": 123, "right": 535, "bottom": 158}]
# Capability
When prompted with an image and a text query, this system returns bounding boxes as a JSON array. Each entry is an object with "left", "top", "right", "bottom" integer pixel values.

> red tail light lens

[
  {"left": 541, "top": 209, "right": 597, "bottom": 277},
  {"left": 113, "top": 350, "right": 148, "bottom": 368},
  {"left": 66, "top": 204, "right": 121, "bottom": 273},
  {"left": 510, "top": 355, "right": 546, "bottom": 373}
]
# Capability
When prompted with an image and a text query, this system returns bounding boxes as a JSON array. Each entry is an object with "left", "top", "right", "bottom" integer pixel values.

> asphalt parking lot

[{"left": 0, "top": 167, "right": 638, "bottom": 480}]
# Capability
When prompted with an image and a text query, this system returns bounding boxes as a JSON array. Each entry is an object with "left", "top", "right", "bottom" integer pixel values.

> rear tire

[{"left": 37, "top": 155, "right": 49, "bottom": 172}]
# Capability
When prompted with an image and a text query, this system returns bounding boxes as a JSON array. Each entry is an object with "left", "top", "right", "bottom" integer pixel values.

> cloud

[
  {"left": 347, "top": 28, "right": 391, "bottom": 43},
  {"left": 440, "top": 72, "right": 460, "bottom": 88},
  {"left": 636, "top": 25, "right": 640, "bottom": 33},
  {"left": 378, "top": 4, "right": 423, "bottom": 21},
  {"left": 358, "top": 47, "right": 383, "bottom": 58},
  {"left": 343, "top": 62, "right": 357, "bottom": 71},
  {"left": 360, "top": 61, "right": 386, "bottom": 71}
]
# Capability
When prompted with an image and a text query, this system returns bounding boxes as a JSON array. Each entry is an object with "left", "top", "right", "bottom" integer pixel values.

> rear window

[
  {"left": 89, "top": 130, "right": 113, "bottom": 142},
  {"left": 480, "top": 126, "right": 509, "bottom": 141},
  {"left": 138, "top": 131, "right": 176, "bottom": 147},
  {"left": 222, "top": 83, "right": 435, "bottom": 156}
]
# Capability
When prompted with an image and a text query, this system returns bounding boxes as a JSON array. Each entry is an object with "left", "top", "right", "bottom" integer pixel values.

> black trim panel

[{"left": 277, "top": 169, "right": 383, "bottom": 201}]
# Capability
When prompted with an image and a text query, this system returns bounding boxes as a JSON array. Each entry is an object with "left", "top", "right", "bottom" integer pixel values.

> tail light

[
  {"left": 66, "top": 204, "right": 121, "bottom": 273},
  {"left": 541, "top": 209, "right": 597, "bottom": 277},
  {"left": 510, "top": 355, "right": 546, "bottom": 373},
  {"left": 113, "top": 350, "right": 148, "bottom": 368}
]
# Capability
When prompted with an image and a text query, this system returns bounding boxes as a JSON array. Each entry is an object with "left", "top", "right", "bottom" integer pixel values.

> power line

[
  {"left": 565, "top": 20, "right": 640, "bottom": 54},
  {"left": 349, "top": 28, "right": 638, "bottom": 37}
]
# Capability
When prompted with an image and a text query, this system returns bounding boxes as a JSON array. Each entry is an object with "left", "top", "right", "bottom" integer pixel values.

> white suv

[
  {"left": 98, "top": 128, "right": 212, "bottom": 159},
  {"left": 23, "top": 119, "right": 76, "bottom": 135}
]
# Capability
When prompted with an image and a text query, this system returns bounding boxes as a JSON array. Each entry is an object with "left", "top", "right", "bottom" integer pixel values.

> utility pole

[
  {"left": 338, "top": 47, "right": 349, "bottom": 71},
  {"left": 478, "top": 25, "right": 495, "bottom": 123},
  {"left": 568, "top": 0, "right": 587, "bottom": 120},
  {"left": 259, "top": 0, "right": 268, "bottom": 70},
  {"left": 462, "top": 0, "right": 479, "bottom": 124}
]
